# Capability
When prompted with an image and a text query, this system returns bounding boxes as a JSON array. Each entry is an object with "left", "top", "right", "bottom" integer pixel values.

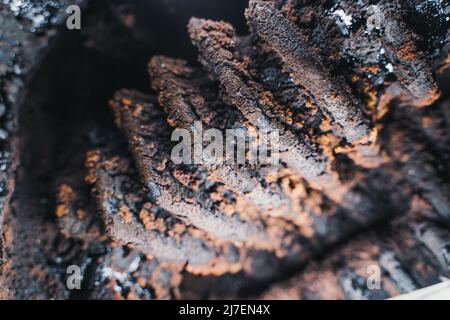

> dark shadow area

[{"left": 10, "top": 0, "right": 249, "bottom": 299}]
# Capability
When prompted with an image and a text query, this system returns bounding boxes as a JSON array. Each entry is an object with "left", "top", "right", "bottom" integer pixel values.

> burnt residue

[
  {"left": 0, "top": 0, "right": 449, "bottom": 299},
  {"left": 403, "top": 0, "right": 450, "bottom": 46},
  {"left": 0, "top": 2, "right": 84, "bottom": 281}
]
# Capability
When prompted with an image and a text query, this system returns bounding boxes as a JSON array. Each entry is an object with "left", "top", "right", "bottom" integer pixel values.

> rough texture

[
  {"left": 0, "top": 0, "right": 90, "bottom": 299},
  {"left": 260, "top": 218, "right": 450, "bottom": 300},
  {"left": 0, "top": 0, "right": 449, "bottom": 299}
]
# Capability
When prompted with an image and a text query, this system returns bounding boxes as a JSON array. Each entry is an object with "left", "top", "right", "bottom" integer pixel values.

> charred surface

[{"left": 0, "top": 0, "right": 449, "bottom": 300}]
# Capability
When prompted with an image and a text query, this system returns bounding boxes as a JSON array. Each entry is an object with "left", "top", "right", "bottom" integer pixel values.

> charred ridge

[
  {"left": 85, "top": 147, "right": 248, "bottom": 276},
  {"left": 270, "top": 0, "right": 441, "bottom": 110}
]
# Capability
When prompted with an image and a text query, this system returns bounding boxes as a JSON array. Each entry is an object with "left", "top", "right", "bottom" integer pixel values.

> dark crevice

[{"left": 9, "top": 0, "right": 249, "bottom": 299}]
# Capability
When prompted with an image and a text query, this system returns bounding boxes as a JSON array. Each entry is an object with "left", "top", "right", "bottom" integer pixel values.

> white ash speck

[
  {"left": 385, "top": 63, "right": 394, "bottom": 73},
  {"left": 333, "top": 9, "right": 353, "bottom": 27}
]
